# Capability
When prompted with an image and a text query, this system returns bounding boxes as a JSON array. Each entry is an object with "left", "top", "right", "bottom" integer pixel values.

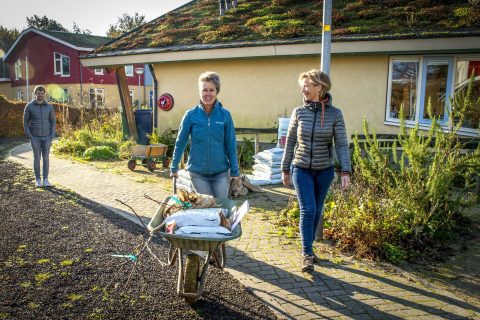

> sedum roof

[{"left": 88, "top": 0, "right": 480, "bottom": 57}]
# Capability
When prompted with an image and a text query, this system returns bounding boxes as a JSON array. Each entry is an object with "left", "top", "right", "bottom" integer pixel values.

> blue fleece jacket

[{"left": 170, "top": 101, "right": 239, "bottom": 177}]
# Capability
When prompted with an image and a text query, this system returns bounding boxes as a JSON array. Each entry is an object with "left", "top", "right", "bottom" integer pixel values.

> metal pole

[
  {"left": 316, "top": 0, "right": 332, "bottom": 242},
  {"left": 320, "top": 0, "right": 332, "bottom": 76}
]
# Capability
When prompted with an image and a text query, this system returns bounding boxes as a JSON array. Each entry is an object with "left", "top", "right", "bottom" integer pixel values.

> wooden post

[
  {"left": 113, "top": 67, "right": 138, "bottom": 142},
  {"left": 255, "top": 133, "right": 260, "bottom": 154}
]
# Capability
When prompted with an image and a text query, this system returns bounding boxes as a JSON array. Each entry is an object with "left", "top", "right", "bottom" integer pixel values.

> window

[
  {"left": 15, "top": 59, "right": 22, "bottom": 80},
  {"left": 54, "top": 52, "right": 70, "bottom": 76},
  {"left": 388, "top": 59, "right": 418, "bottom": 120},
  {"left": 17, "top": 90, "right": 23, "bottom": 101},
  {"left": 94, "top": 68, "right": 104, "bottom": 75},
  {"left": 125, "top": 65, "right": 133, "bottom": 77},
  {"left": 386, "top": 55, "right": 479, "bottom": 132},
  {"left": 455, "top": 58, "right": 480, "bottom": 129},
  {"left": 420, "top": 58, "right": 452, "bottom": 122},
  {"left": 89, "top": 88, "right": 105, "bottom": 108},
  {"left": 129, "top": 89, "right": 134, "bottom": 105}
]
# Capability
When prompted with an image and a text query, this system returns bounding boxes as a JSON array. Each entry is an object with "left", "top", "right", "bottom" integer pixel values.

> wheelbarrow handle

[{"left": 173, "top": 176, "right": 177, "bottom": 195}]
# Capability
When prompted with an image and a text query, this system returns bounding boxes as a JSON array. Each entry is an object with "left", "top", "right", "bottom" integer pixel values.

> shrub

[
  {"left": 147, "top": 128, "right": 176, "bottom": 158},
  {"left": 237, "top": 137, "right": 255, "bottom": 169},
  {"left": 323, "top": 79, "right": 480, "bottom": 262},
  {"left": 83, "top": 146, "right": 118, "bottom": 161},
  {"left": 53, "top": 113, "right": 125, "bottom": 161}
]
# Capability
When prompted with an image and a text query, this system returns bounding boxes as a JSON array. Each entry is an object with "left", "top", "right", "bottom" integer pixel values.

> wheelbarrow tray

[{"left": 148, "top": 197, "right": 242, "bottom": 250}]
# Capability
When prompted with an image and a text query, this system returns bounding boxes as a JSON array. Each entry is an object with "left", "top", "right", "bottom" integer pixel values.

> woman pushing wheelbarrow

[{"left": 149, "top": 70, "right": 245, "bottom": 303}]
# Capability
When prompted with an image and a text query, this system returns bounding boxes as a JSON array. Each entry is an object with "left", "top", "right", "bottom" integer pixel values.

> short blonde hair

[
  {"left": 199, "top": 71, "right": 221, "bottom": 93},
  {"left": 298, "top": 69, "right": 331, "bottom": 98}
]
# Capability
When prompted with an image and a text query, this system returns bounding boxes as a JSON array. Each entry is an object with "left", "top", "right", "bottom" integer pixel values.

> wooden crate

[
  {"left": 146, "top": 144, "right": 168, "bottom": 157},
  {"left": 131, "top": 145, "right": 148, "bottom": 157}
]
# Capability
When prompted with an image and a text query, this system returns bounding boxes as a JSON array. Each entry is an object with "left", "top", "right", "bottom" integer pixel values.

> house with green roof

[
  {"left": 2, "top": 28, "right": 147, "bottom": 108},
  {"left": 81, "top": 0, "right": 480, "bottom": 137}
]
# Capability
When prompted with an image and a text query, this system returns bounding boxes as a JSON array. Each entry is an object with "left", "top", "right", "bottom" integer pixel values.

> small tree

[
  {"left": 107, "top": 13, "right": 146, "bottom": 38},
  {"left": 26, "top": 15, "right": 68, "bottom": 32}
]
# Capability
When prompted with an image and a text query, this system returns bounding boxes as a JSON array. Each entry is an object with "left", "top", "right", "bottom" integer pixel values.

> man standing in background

[{"left": 23, "top": 85, "right": 56, "bottom": 188}]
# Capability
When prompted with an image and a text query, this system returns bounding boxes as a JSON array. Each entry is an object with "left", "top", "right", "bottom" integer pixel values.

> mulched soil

[{"left": 0, "top": 144, "right": 277, "bottom": 320}]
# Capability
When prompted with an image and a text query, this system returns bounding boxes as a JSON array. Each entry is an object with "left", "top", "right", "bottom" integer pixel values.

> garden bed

[{"left": 0, "top": 156, "right": 276, "bottom": 319}]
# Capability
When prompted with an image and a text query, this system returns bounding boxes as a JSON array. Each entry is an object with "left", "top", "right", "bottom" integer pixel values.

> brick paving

[{"left": 9, "top": 143, "right": 480, "bottom": 320}]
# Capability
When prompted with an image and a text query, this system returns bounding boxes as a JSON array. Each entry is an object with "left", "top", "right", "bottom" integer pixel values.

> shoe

[
  {"left": 43, "top": 179, "right": 52, "bottom": 187},
  {"left": 302, "top": 255, "right": 314, "bottom": 272},
  {"left": 313, "top": 254, "right": 320, "bottom": 264},
  {"left": 35, "top": 179, "right": 43, "bottom": 188}
]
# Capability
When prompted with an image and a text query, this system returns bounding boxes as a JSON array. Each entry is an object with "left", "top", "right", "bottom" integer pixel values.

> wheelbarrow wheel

[
  {"left": 147, "top": 159, "right": 156, "bottom": 172},
  {"left": 127, "top": 159, "right": 136, "bottom": 171},
  {"left": 212, "top": 245, "right": 226, "bottom": 269},
  {"left": 184, "top": 253, "right": 200, "bottom": 304}
]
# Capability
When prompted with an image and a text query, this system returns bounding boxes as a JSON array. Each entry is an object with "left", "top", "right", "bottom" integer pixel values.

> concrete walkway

[{"left": 9, "top": 144, "right": 480, "bottom": 320}]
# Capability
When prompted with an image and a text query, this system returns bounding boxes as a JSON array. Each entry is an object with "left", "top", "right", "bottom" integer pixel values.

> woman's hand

[
  {"left": 282, "top": 172, "right": 291, "bottom": 188},
  {"left": 341, "top": 173, "right": 350, "bottom": 190}
]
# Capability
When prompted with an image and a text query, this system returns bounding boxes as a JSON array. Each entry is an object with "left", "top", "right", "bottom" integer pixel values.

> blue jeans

[
  {"left": 292, "top": 165, "right": 334, "bottom": 256},
  {"left": 189, "top": 170, "right": 230, "bottom": 198},
  {"left": 30, "top": 137, "right": 52, "bottom": 180}
]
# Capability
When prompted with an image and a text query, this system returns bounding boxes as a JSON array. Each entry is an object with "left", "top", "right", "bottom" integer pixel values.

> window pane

[
  {"left": 390, "top": 61, "right": 418, "bottom": 120},
  {"left": 54, "top": 53, "right": 61, "bottom": 74},
  {"left": 125, "top": 65, "right": 133, "bottom": 77},
  {"left": 455, "top": 59, "right": 480, "bottom": 129},
  {"left": 62, "top": 56, "right": 70, "bottom": 76},
  {"left": 423, "top": 61, "right": 449, "bottom": 120}
]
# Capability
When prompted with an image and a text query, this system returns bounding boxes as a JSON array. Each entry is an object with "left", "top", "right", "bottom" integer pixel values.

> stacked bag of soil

[
  {"left": 246, "top": 147, "right": 284, "bottom": 186},
  {"left": 176, "top": 169, "right": 194, "bottom": 192}
]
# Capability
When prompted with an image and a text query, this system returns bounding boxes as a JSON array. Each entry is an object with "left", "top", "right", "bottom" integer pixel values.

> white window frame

[
  {"left": 125, "top": 65, "right": 133, "bottom": 77},
  {"left": 17, "top": 90, "right": 23, "bottom": 101},
  {"left": 54, "top": 52, "right": 70, "bottom": 77},
  {"left": 94, "top": 68, "right": 104, "bottom": 75},
  {"left": 129, "top": 89, "right": 134, "bottom": 105},
  {"left": 15, "top": 59, "right": 22, "bottom": 80},
  {"left": 89, "top": 88, "right": 105, "bottom": 108},
  {"left": 419, "top": 57, "right": 453, "bottom": 125},
  {"left": 385, "top": 54, "right": 479, "bottom": 136}
]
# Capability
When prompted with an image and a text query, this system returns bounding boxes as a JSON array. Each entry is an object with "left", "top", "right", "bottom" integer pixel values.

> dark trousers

[{"left": 292, "top": 166, "right": 334, "bottom": 256}]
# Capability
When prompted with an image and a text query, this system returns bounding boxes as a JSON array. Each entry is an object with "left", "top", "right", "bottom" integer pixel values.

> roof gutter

[{"left": 80, "top": 36, "right": 480, "bottom": 68}]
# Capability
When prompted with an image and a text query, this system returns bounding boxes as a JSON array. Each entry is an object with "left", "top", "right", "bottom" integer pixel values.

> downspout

[
  {"left": 148, "top": 64, "right": 158, "bottom": 130},
  {"left": 79, "top": 60, "right": 83, "bottom": 106},
  {"left": 25, "top": 55, "right": 29, "bottom": 100}
]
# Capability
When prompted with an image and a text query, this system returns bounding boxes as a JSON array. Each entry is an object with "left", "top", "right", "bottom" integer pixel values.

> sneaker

[
  {"left": 43, "top": 179, "right": 52, "bottom": 187},
  {"left": 35, "top": 179, "right": 43, "bottom": 188},
  {"left": 302, "top": 255, "right": 314, "bottom": 272}
]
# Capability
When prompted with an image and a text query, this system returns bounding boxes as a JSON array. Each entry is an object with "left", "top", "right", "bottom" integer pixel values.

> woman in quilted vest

[{"left": 281, "top": 70, "right": 351, "bottom": 272}]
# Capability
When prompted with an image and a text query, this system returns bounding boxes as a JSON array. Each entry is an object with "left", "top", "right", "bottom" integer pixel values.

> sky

[{"left": 0, "top": 0, "right": 192, "bottom": 36}]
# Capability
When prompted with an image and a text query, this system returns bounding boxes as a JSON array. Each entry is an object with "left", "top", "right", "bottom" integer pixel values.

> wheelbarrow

[
  {"left": 147, "top": 194, "right": 243, "bottom": 304},
  {"left": 127, "top": 144, "right": 169, "bottom": 172}
]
